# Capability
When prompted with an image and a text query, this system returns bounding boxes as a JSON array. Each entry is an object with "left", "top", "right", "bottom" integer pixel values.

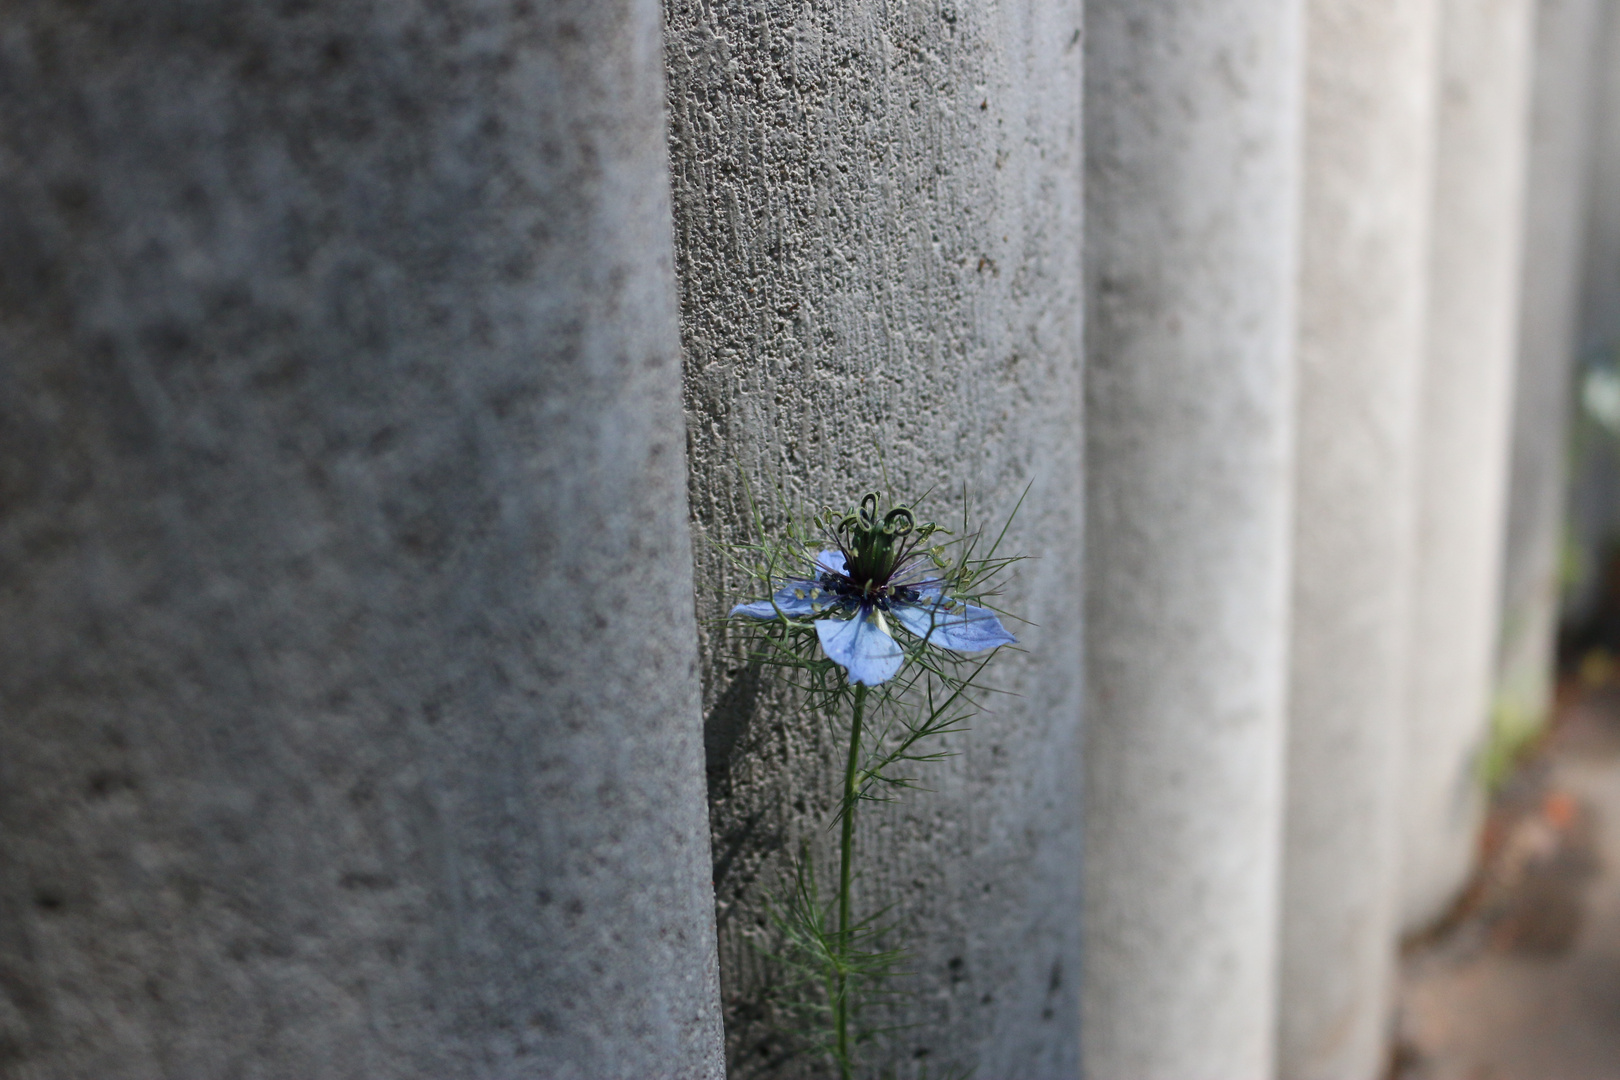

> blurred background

[{"left": 1393, "top": 1, "right": 1620, "bottom": 1073}]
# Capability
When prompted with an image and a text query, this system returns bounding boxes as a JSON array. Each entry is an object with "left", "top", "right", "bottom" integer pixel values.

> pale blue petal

[
  {"left": 816, "top": 550, "right": 849, "bottom": 576},
  {"left": 731, "top": 599, "right": 787, "bottom": 619},
  {"left": 896, "top": 571, "right": 946, "bottom": 594},
  {"left": 892, "top": 598, "right": 1017, "bottom": 652},
  {"left": 895, "top": 575, "right": 945, "bottom": 594},
  {"left": 730, "top": 580, "right": 826, "bottom": 619},
  {"left": 815, "top": 606, "right": 904, "bottom": 685}
]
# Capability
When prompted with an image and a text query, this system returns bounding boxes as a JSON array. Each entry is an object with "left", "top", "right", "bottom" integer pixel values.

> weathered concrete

[
  {"left": 1402, "top": 0, "right": 1537, "bottom": 933},
  {"left": 664, "top": 2, "right": 1085, "bottom": 1076},
  {"left": 0, "top": 3, "right": 723, "bottom": 1078},
  {"left": 1279, "top": 0, "right": 1439, "bottom": 1075},
  {"left": 1081, "top": 1, "right": 1303, "bottom": 1076},
  {"left": 1496, "top": 0, "right": 1605, "bottom": 767}
]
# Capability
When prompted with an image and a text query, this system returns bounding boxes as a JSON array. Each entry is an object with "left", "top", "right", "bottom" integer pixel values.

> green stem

[{"left": 835, "top": 683, "right": 866, "bottom": 1080}]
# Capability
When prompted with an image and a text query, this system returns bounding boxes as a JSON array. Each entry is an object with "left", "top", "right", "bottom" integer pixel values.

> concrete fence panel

[
  {"left": 1082, "top": 0, "right": 1305, "bottom": 1075},
  {"left": 1401, "top": 0, "right": 1536, "bottom": 934},
  {"left": 664, "top": 0, "right": 1086, "bottom": 1074},
  {"left": 1280, "top": 0, "right": 1440, "bottom": 1074},
  {"left": 0, "top": 2, "right": 723, "bottom": 1077}
]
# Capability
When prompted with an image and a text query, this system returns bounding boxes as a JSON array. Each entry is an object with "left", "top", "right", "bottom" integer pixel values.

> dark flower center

[
  {"left": 825, "top": 492, "right": 934, "bottom": 605},
  {"left": 819, "top": 570, "right": 922, "bottom": 609}
]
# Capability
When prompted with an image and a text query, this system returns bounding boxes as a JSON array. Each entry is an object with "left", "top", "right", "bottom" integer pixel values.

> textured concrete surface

[
  {"left": 664, "top": 2, "right": 1085, "bottom": 1076},
  {"left": 1394, "top": 685, "right": 1620, "bottom": 1080},
  {"left": 1403, "top": 0, "right": 1536, "bottom": 934},
  {"left": 1497, "top": 0, "right": 1605, "bottom": 760},
  {"left": 0, "top": 3, "right": 723, "bottom": 1078},
  {"left": 1278, "top": 0, "right": 1439, "bottom": 1075},
  {"left": 1081, "top": 1, "right": 1303, "bottom": 1076}
]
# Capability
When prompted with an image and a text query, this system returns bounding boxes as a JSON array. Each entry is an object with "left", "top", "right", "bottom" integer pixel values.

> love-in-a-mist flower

[{"left": 731, "top": 493, "right": 1016, "bottom": 685}]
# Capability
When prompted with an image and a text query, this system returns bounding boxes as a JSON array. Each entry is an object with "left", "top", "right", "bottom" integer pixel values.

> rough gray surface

[
  {"left": 1081, "top": 0, "right": 1303, "bottom": 1076},
  {"left": 1279, "top": 0, "right": 1438, "bottom": 1075},
  {"left": 1402, "top": 0, "right": 1536, "bottom": 935},
  {"left": 0, "top": 3, "right": 723, "bottom": 1078},
  {"left": 663, "top": 2, "right": 1085, "bottom": 1076},
  {"left": 1497, "top": 0, "right": 1604, "bottom": 753}
]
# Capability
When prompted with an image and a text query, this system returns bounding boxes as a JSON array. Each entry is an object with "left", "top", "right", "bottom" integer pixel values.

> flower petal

[
  {"left": 894, "top": 570, "right": 946, "bottom": 593},
  {"left": 889, "top": 557, "right": 943, "bottom": 589},
  {"left": 892, "top": 597, "right": 1017, "bottom": 652},
  {"left": 815, "top": 605, "right": 904, "bottom": 685},
  {"left": 730, "top": 580, "right": 824, "bottom": 619},
  {"left": 816, "top": 549, "right": 849, "bottom": 576}
]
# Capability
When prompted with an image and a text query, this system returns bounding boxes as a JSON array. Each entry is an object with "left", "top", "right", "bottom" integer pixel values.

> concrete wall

[
  {"left": 1497, "top": 0, "right": 1605, "bottom": 754},
  {"left": 1279, "top": 0, "right": 1439, "bottom": 1075},
  {"left": 0, "top": 3, "right": 724, "bottom": 1078},
  {"left": 663, "top": 2, "right": 1085, "bottom": 1076},
  {"left": 1081, "top": 0, "right": 1303, "bottom": 1076},
  {"left": 1402, "top": 0, "right": 1536, "bottom": 933}
]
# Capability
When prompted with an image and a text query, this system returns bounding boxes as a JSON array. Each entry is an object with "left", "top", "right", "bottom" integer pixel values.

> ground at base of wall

[{"left": 1392, "top": 679, "right": 1620, "bottom": 1080}]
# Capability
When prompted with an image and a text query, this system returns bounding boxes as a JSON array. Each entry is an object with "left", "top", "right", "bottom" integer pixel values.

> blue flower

[{"left": 732, "top": 496, "right": 1016, "bottom": 686}]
